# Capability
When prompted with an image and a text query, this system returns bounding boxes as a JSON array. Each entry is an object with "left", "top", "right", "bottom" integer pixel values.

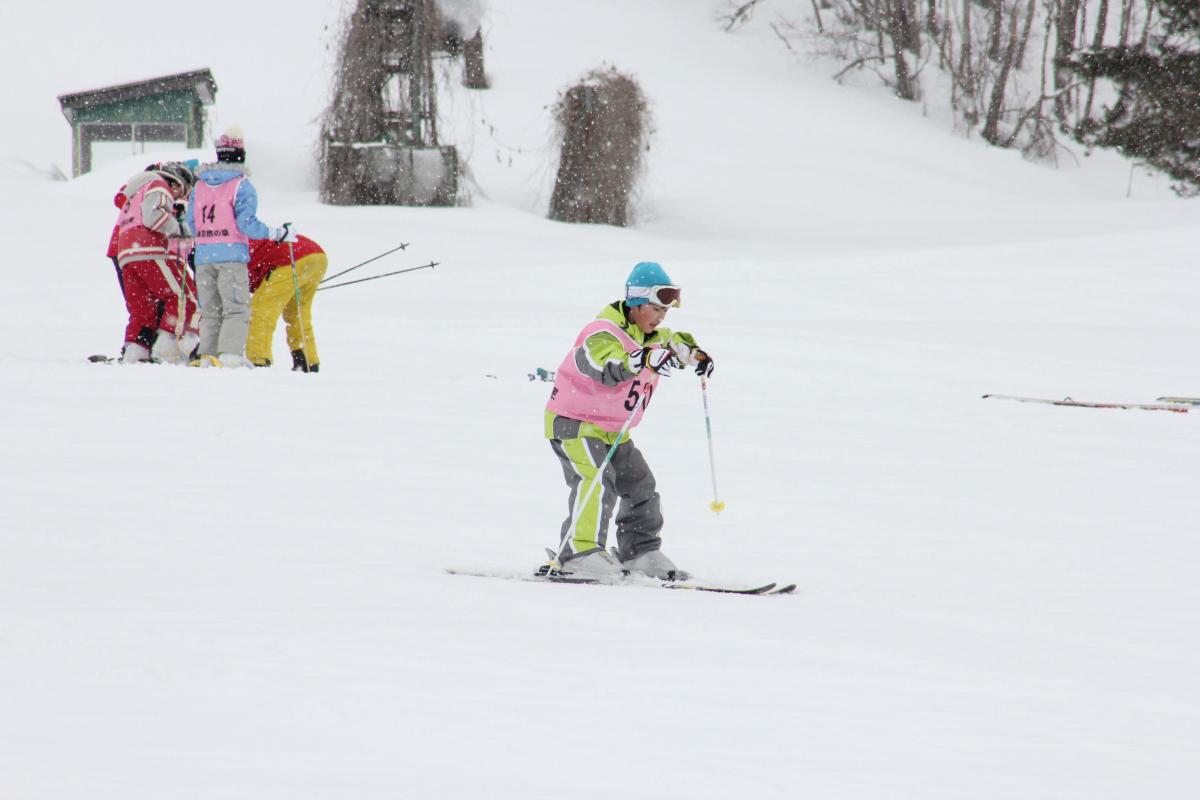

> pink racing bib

[
  {"left": 192, "top": 178, "right": 248, "bottom": 246},
  {"left": 546, "top": 319, "right": 662, "bottom": 433}
]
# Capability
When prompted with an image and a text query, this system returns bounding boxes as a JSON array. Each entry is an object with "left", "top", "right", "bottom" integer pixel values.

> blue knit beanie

[{"left": 625, "top": 261, "right": 673, "bottom": 306}]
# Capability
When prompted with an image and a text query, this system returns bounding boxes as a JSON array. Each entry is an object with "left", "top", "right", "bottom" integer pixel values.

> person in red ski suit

[
  {"left": 114, "top": 163, "right": 200, "bottom": 364},
  {"left": 106, "top": 188, "right": 126, "bottom": 292}
]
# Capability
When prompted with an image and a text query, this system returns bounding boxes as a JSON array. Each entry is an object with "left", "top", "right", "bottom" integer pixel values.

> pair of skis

[
  {"left": 983, "top": 394, "right": 1196, "bottom": 414},
  {"left": 446, "top": 568, "right": 796, "bottom": 596}
]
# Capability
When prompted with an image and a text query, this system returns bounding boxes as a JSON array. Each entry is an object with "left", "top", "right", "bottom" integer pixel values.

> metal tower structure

[{"left": 368, "top": 0, "right": 440, "bottom": 147}]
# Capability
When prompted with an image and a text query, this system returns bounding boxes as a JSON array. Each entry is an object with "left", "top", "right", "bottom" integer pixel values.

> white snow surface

[{"left": 3, "top": 1, "right": 1199, "bottom": 798}]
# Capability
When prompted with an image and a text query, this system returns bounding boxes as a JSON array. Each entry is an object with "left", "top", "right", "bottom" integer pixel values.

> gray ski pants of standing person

[
  {"left": 196, "top": 261, "right": 251, "bottom": 357},
  {"left": 550, "top": 432, "right": 664, "bottom": 562}
]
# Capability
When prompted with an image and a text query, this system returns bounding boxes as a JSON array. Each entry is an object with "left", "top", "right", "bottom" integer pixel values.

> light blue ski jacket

[{"left": 186, "top": 164, "right": 274, "bottom": 265}]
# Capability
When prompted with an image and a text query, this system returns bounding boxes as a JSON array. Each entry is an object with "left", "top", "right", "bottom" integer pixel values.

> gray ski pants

[
  {"left": 197, "top": 261, "right": 251, "bottom": 357},
  {"left": 550, "top": 435, "right": 664, "bottom": 561}
]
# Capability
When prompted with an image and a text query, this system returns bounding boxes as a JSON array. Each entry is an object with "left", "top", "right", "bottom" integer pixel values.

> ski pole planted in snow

[
  {"left": 701, "top": 377, "right": 725, "bottom": 513},
  {"left": 287, "top": 240, "right": 309, "bottom": 368},
  {"left": 316, "top": 261, "right": 438, "bottom": 292},
  {"left": 318, "top": 242, "right": 410, "bottom": 285}
]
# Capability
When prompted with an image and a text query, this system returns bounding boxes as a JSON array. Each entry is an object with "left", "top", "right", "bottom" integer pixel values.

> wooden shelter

[{"left": 58, "top": 69, "right": 217, "bottom": 176}]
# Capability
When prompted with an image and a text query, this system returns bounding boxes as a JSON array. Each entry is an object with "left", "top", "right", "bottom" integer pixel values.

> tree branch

[
  {"left": 721, "top": 0, "right": 766, "bottom": 32},
  {"left": 833, "top": 53, "right": 894, "bottom": 83}
]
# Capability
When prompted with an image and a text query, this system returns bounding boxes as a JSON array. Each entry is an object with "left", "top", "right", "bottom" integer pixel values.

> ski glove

[
  {"left": 631, "top": 347, "right": 680, "bottom": 377},
  {"left": 670, "top": 340, "right": 715, "bottom": 377},
  {"left": 273, "top": 223, "right": 298, "bottom": 244}
]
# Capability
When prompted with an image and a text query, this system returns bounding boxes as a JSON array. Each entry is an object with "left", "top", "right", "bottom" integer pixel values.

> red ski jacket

[
  {"left": 115, "top": 172, "right": 186, "bottom": 267},
  {"left": 248, "top": 235, "right": 324, "bottom": 293},
  {"left": 105, "top": 188, "right": 126, "bottom": 259}
]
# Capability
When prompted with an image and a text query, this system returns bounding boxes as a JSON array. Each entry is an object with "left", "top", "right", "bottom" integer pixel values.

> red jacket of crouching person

[
  {"left": 248, "top": 235, "right": 324, "bottom": 293},
  {"left": 106, "top": 188, "right": 126, "bottom": 260}
]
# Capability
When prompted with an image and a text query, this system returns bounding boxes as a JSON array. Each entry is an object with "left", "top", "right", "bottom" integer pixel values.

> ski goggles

[{"left": 626, "top": 284, "right": 682, "bottom": 308}]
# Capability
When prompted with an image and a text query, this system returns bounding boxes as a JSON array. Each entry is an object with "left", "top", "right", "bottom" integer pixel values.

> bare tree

[
  {"left": 1116, "top": 0, "right": 1135, "bottom": 47},
  {"left": 960, "top": 0, "right": 976, "bottom": 98},
  {"left": 1053, "top": 0, "right": 1082, "bottom": 124},
  {"left": 1080, "top": 0, "right": 1110, "bottom": 122},
  {"left": 1015, "top": 0, "right": 1039, "bottom": 69},
  {"left": 757, "top": 0, "right": 1165, "bottom": 162},
  {"left": 989, "top": 0, "right": 1005, "bottom": 60},
  {"left": 983, "top": 0, "right": 1023, "bottom": 142},
  {"left": 884, "top": 0, "right": 920, "bottom": 98}
]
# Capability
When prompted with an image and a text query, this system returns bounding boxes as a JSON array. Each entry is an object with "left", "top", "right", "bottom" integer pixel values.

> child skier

[
  {"left": 113, "top": 162, "right": 200, "bottom": 364},
  {"left": 544, "top": 261, "right": 715, "bottom": 580},
  {"left": 245, "top": 234, "right": 327, "bottom": 371},
  {"left": 186, "top": 126, "right": 296, "bottom": 367}
]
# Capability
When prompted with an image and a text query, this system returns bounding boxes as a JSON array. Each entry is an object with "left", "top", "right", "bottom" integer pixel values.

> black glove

[
  {"left": 631, "top": 347, "right": 680, "bottom": 376},
  {"left": 173, "top": 202, "right": 191, "bottom": 237},
  {"left": 693, "top": 350, "right": 714, "bottom": 378}
]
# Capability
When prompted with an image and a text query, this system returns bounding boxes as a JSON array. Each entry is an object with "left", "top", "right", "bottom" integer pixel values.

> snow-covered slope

[{"left": 2, "top": 2, "right": 1198, "bottom": 798}]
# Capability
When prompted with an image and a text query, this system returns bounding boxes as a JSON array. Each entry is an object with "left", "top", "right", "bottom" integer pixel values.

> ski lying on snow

[
  {"left": 88, "top": 354, "right": 115, "bottom": 364},
  {"left": 1156, "top": 396, "right": 1200, "bottom": 406},
  {"left": 664, "top": 581, "right": 795, "bottom": 595},
  {"left": 449, "top": 569, "right": 602, "bottom": 586},
  {"left": 445, "top": 569, "right": 795, "bottom": 595},
  {"left": 982, "top": 394, "right": 1189, "bottom": 413}
]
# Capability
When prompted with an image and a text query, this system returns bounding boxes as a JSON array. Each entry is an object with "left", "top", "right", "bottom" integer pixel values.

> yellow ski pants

[{"left": 246, "top": 253, "right": 327, "bottom": 368}]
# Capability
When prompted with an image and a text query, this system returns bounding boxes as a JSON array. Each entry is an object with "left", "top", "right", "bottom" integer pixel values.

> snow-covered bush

[{"left": 548, "top": 66, "right": 651, "bottom": 227}]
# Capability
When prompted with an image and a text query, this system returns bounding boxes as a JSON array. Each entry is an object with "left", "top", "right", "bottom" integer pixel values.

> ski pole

[
  {"left": 287, "top": 241, "right": 310, "bottom": 371},
  {"left": 171, "top": 240, "right": 186, "bottom": 341},
  {"left": 550, "top": 402, "right": 640, "bottom": 569},
  {"left": 700, "top": 377, "right": 725, "bottom": 513},
  {"left": 316, "top": 261, "right": 438, "bottom": 292},
  {"left": 319, "top": 242, "right": 409, "bottom": 285}
]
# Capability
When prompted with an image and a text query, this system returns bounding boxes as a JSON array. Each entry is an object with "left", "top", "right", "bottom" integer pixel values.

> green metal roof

[{"left": 58, "top": 69, "right": 217, "bottom": 124}]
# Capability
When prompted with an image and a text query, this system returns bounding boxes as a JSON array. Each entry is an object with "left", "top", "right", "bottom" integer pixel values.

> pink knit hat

[{"left": 215, "top": 125, "right": 245, "bottom": 162}]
